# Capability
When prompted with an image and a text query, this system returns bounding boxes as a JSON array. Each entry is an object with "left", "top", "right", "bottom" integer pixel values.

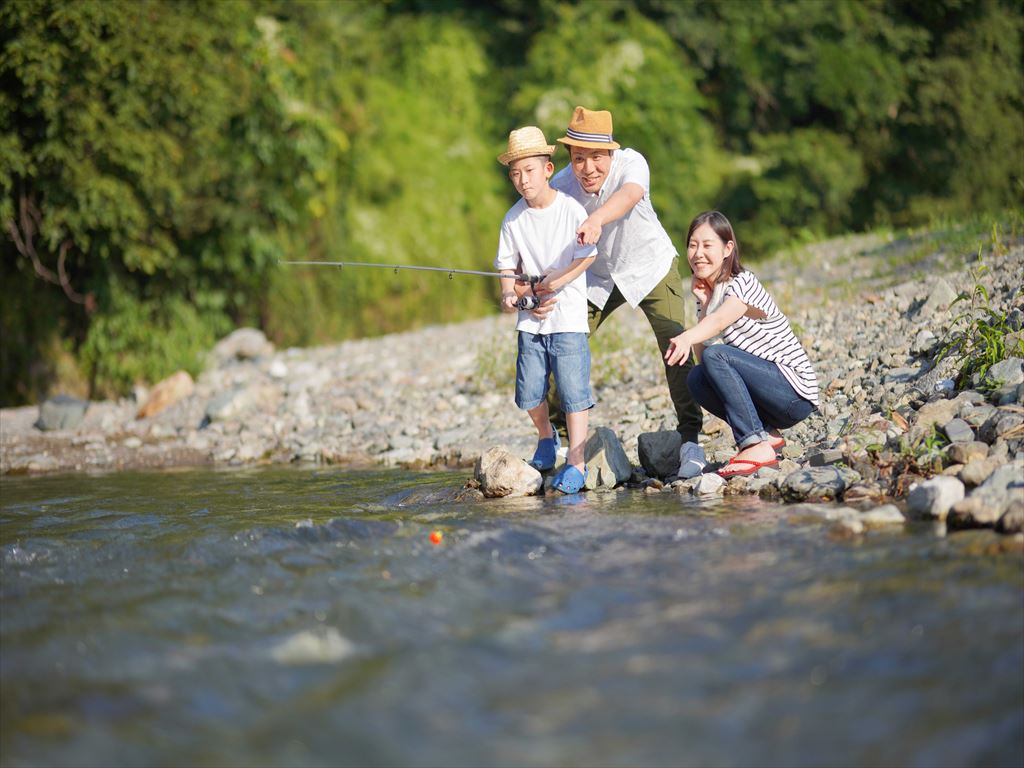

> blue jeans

[
  {"left": 516, "top": 331, "right": 594, "bottom": 413},
  {"left": 686, "top": 344, "right": 815, "bottom": 448}
]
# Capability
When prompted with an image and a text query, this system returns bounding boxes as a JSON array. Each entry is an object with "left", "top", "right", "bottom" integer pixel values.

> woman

[{"left": 664, "top": 211, "right": 818, "bottom": 478}]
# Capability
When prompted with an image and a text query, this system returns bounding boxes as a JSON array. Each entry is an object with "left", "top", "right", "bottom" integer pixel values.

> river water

[{"left": 1, "top": 467, "right": 1022, "bottom": 767}]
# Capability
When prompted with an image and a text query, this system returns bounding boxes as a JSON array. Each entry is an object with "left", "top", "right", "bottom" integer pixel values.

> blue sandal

[
  {"left": 551, "top": 464, "right": 587, "bottom": 495},
  {"left": 528, "top": 428, "right": 561, "bottom": 471}
]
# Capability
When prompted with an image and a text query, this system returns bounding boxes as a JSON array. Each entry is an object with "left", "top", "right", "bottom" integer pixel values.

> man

[{"left": 537, "top": 106, "right": 706, "bottom": 478}]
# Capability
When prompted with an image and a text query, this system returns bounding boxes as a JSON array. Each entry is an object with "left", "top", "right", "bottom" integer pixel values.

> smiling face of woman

[{"left": 687, "top": 222, "right": 735, "bottom": 283}]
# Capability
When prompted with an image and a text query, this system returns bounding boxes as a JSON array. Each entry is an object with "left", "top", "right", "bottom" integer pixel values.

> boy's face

[
  {"left": 508, "top": 156, "right": 553, "bottom": 203},
  {"left": 570, "top": 147, "right": 613, "bottom": 194}
]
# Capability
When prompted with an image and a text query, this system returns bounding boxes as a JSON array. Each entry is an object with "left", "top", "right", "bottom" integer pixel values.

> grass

[{"left": 938, "top": 260, "right": 1024, "bottom": 389}]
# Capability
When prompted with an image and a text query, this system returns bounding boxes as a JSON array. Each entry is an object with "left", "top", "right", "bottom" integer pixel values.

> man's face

[{"left": 570, "top": 147, "right": 613, "bottom": 194}]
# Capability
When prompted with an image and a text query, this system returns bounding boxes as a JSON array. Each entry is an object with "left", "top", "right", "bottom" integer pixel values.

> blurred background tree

[{"left": 2, "top": 0, "right": 1021, "bottom": 405}]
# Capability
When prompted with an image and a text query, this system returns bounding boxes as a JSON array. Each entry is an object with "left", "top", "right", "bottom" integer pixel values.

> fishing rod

[{"left": 279, "top": 259, "right": 548, "bottom": 309}]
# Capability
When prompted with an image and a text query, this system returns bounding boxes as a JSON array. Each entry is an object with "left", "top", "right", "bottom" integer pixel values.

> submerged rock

[
  {"left": 270, "top": 627, "right": 355, "bottom": 665},
  {"left": 859, "top": 504, "right": 907, "bottom": 528},
  {"left": 948, "top": 461, "right": 1024, "bottom": 529},
  {"left": 474, "top": 447, "right": 542, "bottom": 498},
  {"left": 996, "top": 500, "right": 1024, "bottom": 534}
]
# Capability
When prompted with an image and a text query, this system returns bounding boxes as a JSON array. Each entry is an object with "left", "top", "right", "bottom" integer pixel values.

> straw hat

[
  {"left": 556, "top": 106, "right": 621, "bottom": 150},
  {"left": 498, "top": 126, "right": 557, "bottom": 166}
]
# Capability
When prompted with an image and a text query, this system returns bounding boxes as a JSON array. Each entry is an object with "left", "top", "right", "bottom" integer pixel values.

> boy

[{"left": 494, "top": 126, "right": 597, "bottom": 494}]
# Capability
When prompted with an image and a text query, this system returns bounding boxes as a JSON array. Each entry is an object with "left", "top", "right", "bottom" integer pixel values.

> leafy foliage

[
  {"left": 1, "top": 0, "right": 337, "bottom": 397},
  {"left": 80, "top": 285, "right": 229, "bottom": 398},
  {"left": 723, "top": 128, "right": 867, "bottom": 254}
]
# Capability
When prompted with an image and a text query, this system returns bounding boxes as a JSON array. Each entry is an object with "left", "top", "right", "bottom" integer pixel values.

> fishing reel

[
  {"left": 514, "top": 273, "right": 547, "bottom": 311},
  {"left": 516, "top": 295, "right": 541, "bottom": 311}
]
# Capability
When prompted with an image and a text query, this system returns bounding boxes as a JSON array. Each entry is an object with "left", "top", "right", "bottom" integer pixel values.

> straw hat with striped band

[
  {"left": 556, "top": 106, "right": 621, "bottom": 150},
  {"left": 498, "top": 126, "right": 558, "bottom": 166}
]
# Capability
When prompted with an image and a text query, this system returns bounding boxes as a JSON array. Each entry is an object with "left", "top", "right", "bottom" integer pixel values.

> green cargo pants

[{"left": 549, "top": 258, "right": 703, "bottom": 443}]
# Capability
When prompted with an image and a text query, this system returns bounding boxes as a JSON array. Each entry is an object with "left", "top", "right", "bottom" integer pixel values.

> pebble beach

[{"left": 2, "top": 228, "right": 1022, "bottom": 534}]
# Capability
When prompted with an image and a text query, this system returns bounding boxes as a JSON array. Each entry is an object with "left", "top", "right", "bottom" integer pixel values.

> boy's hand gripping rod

[{"left": 279, "top": 260, "right": 547, "bottom": 309}]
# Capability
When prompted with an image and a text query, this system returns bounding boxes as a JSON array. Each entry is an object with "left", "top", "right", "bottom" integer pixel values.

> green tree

[
  {"left": 722, "top": 129, "right": 867, "bottom": 255},
  {"left": 894, "top": 0, "right": 1024, "bottom": 221},
  {"left": 645, "top": 0, "right": 1022, "bottom": 235},
  {"left": 0, "top": 0, "right": 338, "bottom": 400},
  {"left": 270, "top": 11, "right": 511, "bottom": 343}
]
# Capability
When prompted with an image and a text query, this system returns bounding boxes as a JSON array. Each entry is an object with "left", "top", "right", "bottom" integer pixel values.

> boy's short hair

[{"left": 499, "top": 126, "right": 557, "bottom": 166}]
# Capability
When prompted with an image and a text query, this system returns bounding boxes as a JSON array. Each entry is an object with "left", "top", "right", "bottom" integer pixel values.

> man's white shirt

[{"left": 551, "top": 148, "right": 677, "bottom": 309}]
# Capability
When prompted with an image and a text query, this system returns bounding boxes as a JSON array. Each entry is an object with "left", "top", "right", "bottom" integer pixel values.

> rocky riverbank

[{"left": 2, "top": 229, "right": 1022, "bottom": 535}]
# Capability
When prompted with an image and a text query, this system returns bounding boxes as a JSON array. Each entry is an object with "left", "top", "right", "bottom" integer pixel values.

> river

[{"left": 2, "top": 467, "right": 1022, "bottom": 767}]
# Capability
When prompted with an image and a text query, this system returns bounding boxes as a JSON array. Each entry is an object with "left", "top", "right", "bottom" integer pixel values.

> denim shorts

[{"left": 515, "top": 331, "right": 594, "bottom": 413}]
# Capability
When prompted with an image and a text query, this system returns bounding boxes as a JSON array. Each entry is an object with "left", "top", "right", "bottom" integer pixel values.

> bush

[
  {"left": 721, "top": 129, "right": 867, "bottom": 256},
  {"left": 79, "top": 286, "right": 229, "bottom": 398}
]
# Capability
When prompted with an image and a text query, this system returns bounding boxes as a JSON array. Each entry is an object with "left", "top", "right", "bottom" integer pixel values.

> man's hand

[
  {"left": 500, "top": 292, "right": 518, "bottom": 313},
  {"left": 576, "top": 215, "right": 603, "bottom": 246}
]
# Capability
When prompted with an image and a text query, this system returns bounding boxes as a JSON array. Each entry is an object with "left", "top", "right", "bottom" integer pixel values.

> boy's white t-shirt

[{"left": 494, "top": 190, "right": 596, "bottom": 335}]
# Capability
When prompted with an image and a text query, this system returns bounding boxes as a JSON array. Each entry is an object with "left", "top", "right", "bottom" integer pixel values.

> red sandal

[{"left": 717, "top": 457, "right": 779, "bottom": 479}]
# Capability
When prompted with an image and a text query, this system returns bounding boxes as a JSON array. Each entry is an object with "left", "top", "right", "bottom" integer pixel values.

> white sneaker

[{"left": 678, "top": 441, "right": 707, "bottom": 479}]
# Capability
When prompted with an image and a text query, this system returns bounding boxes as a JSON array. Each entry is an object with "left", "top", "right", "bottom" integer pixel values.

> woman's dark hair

[{"left": 685, "top": 210, "right": 743, "bottom": 283}]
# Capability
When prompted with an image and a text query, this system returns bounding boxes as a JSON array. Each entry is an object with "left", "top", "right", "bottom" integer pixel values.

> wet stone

[
  {"left": 694, "top": 473, "right": 725, "bottom": 496},
  {"left": 780, "top": 466, "right": 861, "bottom": 502},
  {"left": 859, "top": 505, "right": 907, "bottom": 527},
  {"left": 843, "top": 483, "right": 887, "bottom": 503},
  {"left": 996, "top": 500, "right": 1024, "bottom": 534},
  {"left": 906, "top": 476, "right": 965, "bottom": 521},
  {"left": 584, "top": 427, "right": 632, "bottom": 491},
  {"left": 474, "top": 446, "right": 542, "bottom": 498}
]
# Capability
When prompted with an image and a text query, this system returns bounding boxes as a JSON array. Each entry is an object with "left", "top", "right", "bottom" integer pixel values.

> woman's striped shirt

[{"left": 696, "top": 270, "right": 819, "bottom": 406}]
